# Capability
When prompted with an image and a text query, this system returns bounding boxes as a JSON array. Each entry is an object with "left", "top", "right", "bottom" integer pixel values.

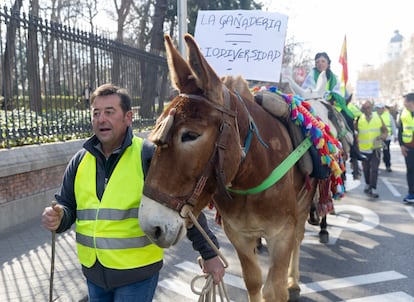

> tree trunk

[
  {"left": 2, "top": 0, "right": 22, "bottom": 110},
  {"left": 27, "top": 0, "right": 42, "bottom": 113},
  {"left": 112, "top": 0, "right": 133, "bottom": 85},
  {"left": 141, "top": 0, "right": 167, "bottom": 118}
]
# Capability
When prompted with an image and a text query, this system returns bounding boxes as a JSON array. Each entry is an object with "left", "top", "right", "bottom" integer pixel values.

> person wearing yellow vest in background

[
  {"left": 375, "top": 103, "right": 397, "bottom": 172},
  {"left": 397, "top": 93, "right": 414, "bottom": 203},
  {"left": 41, "top": 84, "right": 225, "bottom": 301},
  {"left": 357, "top": 101, "right": 388, "bottom": 198}
]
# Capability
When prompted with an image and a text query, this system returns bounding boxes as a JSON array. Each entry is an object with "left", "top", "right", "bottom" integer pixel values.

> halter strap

[
  {"left": 144, "top": 88, "right": 237, "bottom": 213},
  {"left": 179, "top": 92, "right": 237, "bottom": 117}
]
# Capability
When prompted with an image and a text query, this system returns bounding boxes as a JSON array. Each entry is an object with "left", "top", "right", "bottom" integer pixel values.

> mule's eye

[{"left": 181, "top": 131, "right": 200, "bottom": 142}]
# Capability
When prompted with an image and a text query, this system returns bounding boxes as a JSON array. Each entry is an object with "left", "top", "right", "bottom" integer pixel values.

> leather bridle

[{"left": 143, "top": 88, "right": 238, "bottom": 216}]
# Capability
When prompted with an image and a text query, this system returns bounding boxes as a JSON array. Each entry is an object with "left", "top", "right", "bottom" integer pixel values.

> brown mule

[{"left": 139, "top": 34, "right": 318, "bottom": 302}]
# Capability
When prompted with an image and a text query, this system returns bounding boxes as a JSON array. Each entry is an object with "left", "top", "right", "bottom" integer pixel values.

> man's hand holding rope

[{"left": 200, "top": 256, "right": 225, "bottom": 285}]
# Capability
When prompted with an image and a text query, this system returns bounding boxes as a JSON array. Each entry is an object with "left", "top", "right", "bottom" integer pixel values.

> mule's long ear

[
  {"left": 164, "top": 34, "right": 193, "bottom": 91},
  {"left": 184, "top": 34, "right": 223, "bottom": 105}
]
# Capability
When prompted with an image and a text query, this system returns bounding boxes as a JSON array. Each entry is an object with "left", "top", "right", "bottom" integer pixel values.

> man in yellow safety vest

[
  {"left": 398, "top": 93, "right": 414, "bottom": 203},
  {"left": 357, "top": 101, "right": 388, "bottom": 198},
  {"left": 41, "top": 83, "right": 225, "bottom": 301}
]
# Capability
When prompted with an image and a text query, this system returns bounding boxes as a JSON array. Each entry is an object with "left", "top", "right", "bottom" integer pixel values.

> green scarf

[{"left": 313, "top": 69, "right": 354, "bottom": 119}]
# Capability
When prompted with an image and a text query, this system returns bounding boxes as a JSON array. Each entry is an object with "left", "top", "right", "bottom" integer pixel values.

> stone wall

[{"left": 0, "top": 140, "right": 85, "bottom": 232}]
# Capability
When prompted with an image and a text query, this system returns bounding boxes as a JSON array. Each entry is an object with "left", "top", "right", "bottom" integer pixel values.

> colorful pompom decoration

[{"left": 251, "top": 86, "right": 346, "bottom": 200}]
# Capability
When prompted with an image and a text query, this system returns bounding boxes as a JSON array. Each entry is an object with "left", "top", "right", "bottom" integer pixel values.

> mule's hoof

[
  {"left": 288, "top": 287, "right": 301, "bottom": 302},
  {"left": 319, "top": 230, "right": 329, "bottom": 244}
]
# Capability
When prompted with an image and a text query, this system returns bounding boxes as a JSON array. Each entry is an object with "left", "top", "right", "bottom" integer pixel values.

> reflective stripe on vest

[
  {"left": 76, "top": 232, "right": 152, "bottom": 249},
  {"left": 401, "top": 108, "right": 414, "bottom": 144},
  {"left": 75, "top": 136, "right": 163, "bottom": 269},
  {"left": 77, "top": 208, "right": 139, "bottom": 220},
  {"left": 358, "top": 113, "right": 382, "bottom": 151}
]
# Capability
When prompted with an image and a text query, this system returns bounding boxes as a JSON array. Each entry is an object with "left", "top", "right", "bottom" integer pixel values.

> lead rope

[{"left": 187, "top": 211, "right": 231, "bottom": 302}]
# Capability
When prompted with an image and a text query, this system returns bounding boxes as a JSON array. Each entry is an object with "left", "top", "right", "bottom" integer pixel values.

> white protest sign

[
  {"left": 194, "top": 10, "right": 288, "bottom": 82},
  {"left": 356, "top": 81, "right": 380, "bottom": 99}
]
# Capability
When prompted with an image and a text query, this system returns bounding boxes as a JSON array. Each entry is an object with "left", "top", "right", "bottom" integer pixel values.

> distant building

[
  {"left": 400, "top": 34, "right": 414, "bottom": 103},
  {"left": 387, "top": 30, "right": 404, "bottom": 61}
]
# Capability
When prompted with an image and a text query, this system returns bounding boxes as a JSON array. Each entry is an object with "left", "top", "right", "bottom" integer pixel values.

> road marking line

[
  {"left": 345, "top": 173, "right": 361, "bottom": 191},
  {"left": 404, "top": 206, "right": 414, "bottom": 220},
  {"left": 304, "top": 222, "right": 345, "bottom": 245},
  {"left": 172, "top": 263, "right": 407, "bottom": 297},
  {"left": 300, "top": 271, "right": 407, "bottom": 294},
  {"left": 340, "top": 291, "right": 414, "bottom": 302},
  {"left": 304, "top": 204, "right": 380, "bottom": 245},
  {"left": 158, "top": 278, "right": 235, "bottom": 302},
  {"left": 381, "top": 177, "right": 402, "bottom": 197},
  {"left": 330, "top": 205, "right": 380, "bottom": 232}
]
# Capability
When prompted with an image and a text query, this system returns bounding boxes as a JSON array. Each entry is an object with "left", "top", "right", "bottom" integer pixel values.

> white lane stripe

[
  {"left": 300, "top": 271, "right": 407, "bottom": 294},
  {"left": 158, "top": 278, "right": 236, "bottom": 302},
  {"left": 340, "top": 291, "right": 414, "bottom": 302},
  {"left": 159, "top": 279, "right": 414, "bottom": 302},
  {"left": 303, "top": 224, "right": 344, "bottom": 245},
  {"left": 404, "top": 206, "right": 414, "bottom": 219},
  {"left": 304, "top": 204, "right": 380, "bottom": 245},
  {"left": 174, "top": 263, "right": 407, "bottom": 296},
  {"left": 381, "top": 177, "right": 402, "bottom": 197},
  {"left": 158, "top": 279, "right": 198, "bottom": 300},
  {"left": 345, "top": 173, "right": 361, "bottom": 191},
  {"left": 330, "top": 205, "right": 379, "bottom": 232}
]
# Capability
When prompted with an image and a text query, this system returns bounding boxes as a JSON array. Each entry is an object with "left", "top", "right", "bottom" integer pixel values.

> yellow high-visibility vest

[
  {"left": 75, "top": 136, "right": 163, "bottom": 269},
  {"left": 400, "top": 108, "right": 414, "bottom": 144},
  {"left": 357, "top": 113, "right": 383, "bottom": 151}
]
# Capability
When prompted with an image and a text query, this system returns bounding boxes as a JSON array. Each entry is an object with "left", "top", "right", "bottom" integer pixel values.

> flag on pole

[{"left": 339, "top": 35, "right": 348, "bottom": 96}]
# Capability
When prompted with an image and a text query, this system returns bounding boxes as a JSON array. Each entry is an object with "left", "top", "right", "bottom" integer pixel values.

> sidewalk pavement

[{"left": 0, "top": 217, "right": 88, "bottom": 301}]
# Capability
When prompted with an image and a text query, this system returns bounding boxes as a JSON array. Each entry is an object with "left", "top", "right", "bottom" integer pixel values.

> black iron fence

[{"left": 0, "top": 5, "right": 168, "bottom": 148}]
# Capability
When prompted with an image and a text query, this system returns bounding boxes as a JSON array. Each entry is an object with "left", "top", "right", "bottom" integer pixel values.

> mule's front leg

[
  {"left": 287, "top": 239, "right": 301, "bottom": 301},
  {"left": 238, "top": 248, "right": 263, "bottom": 302},
  {"left": 287, "top": 217, "right": 305, "bottom": 301},
  {"left": 264, "top": 227, "right": 296, "bottom": 302},
  {"left": 223, "top": 224, "right": 263, "bottom": 302},
  {"left": 288, "top": 185, "right": 316, "bottom": 302}
]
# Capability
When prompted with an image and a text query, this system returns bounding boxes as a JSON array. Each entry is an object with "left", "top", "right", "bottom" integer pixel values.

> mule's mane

[{"left": 221, "top": 75, "right": 253, "bottom": 102}]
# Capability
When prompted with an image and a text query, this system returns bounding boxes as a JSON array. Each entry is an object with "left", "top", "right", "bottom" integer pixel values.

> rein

[
  {"left": 234, "top": 92, "right": 268, "bottom": 156},
  {"left": 186, "top": 210, "right": 230, "bottom": 302}
]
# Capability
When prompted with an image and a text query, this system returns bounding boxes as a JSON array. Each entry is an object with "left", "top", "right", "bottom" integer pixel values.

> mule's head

[{"left": 139, "top": 34, "right": 244, "bottom": 248}]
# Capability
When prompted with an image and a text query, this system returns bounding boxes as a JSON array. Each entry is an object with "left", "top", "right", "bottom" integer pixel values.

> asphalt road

[{"left": 153, "top": 142, "right": 414, "bottom": 302}]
